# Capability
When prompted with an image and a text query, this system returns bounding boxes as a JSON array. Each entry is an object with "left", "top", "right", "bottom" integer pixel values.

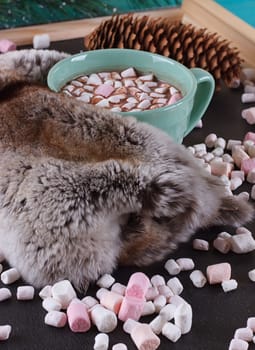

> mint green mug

[{"left": 47, "top": 49, "right": 215, "bottom": 143}]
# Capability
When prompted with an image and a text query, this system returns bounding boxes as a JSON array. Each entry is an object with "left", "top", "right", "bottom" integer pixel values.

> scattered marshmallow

[
  {"left": 0, "top": 325, "right": 11, "bottom": 340},
  {"left": 1, "top": 268, "right": 20, "bottom": 285},
  {"left": 0, "top": 288, "right": 12, "bottom": 301},
  {"left": 67, "top": 299, "right": 91, "bottom": 332},
  {"left": 192, "top": 239, "right": 209, "bottom": 251},
  {"left": 162, "top": 322, "right": 182, "bottom": 342},
  {"left": 42, "top": 297, "right": 62, "bottom": 312},
  {"left": 164, "top": 259, "right": 181, "bottom": 275},
  {"left": 33, "top": 34, "right": 50, "bottom": 49},
  {"left": 17, "top": 286, "right": 35, "bottom": 300},
  {"left": 130, "top": 323, "right": 160, "bottom": 350},
  {"left": 221, "top": 279, "right": 238, "bottom": 292},
  {"left": 176, "top": 258, "right": 195, "bottom": 271},
  {"left": 97, "top": 274, "right": 115, "bottom": 289},
  {"left": 90, "top": 304, "right": 117, "bottom": 333},
  {"left": 206, "top": 262, "right": 231, "bottom": 284},
  {"left": 174, "top": 302, "right": 192, "bottom": 334},
  {"left": 44, "top": 310, "right": 67, "bottom": 328},
  {"left": 0, "top": 39, "right": 16, "bottom": 53},
  {"left": 94, "top": 333, "right": 109, "bottom": 350},
  {"left": 51, "top": 280, "right": 77, "bottom": 309},
  {"left": 189, "top": 270, "right": 207, "bottom": 288}
]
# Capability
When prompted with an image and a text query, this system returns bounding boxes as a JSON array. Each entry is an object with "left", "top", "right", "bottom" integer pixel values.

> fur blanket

[{"left": 0, "top": 49, "right": 253, "bottom": 290}]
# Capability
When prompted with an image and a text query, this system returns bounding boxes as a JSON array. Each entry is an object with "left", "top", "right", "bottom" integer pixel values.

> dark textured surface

[{"left": 0, "top": 39, "right": 255, "bottom": 350}]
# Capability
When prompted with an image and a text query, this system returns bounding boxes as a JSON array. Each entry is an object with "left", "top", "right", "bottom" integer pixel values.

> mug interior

[{"left": 47, "top": 49, "right": 196, "bottom": 113}]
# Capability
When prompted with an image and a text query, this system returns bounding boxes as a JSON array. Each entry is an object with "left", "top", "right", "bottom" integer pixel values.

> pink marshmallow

[
  {"left": 0, "top": 39, "right": 16, "bottom": 53},
  {"left": 94, "top": 84, "right": 114, "bottom": 98},
  {"left": 118, "top": 296, "right": 145, "bottom": 322},
  {"left": 167, "top": 93, "right": 182, "bottom": 105},
  {"left": 125, "top": 272, "right": 151, "bottom": 299},
  {"left": 67, "top": 299, "right": 91, "bottom": 332},
  {"left": 206, "top": 262, "right": 231, "bottom": 284},
  {"left": 210, "top": 161, "right": 233, "bottom": 177},
  {"left": 244, "top": 131, "right": 255, "bottom": 143},
  {"left": 100, "top": 290, "right": 124, "bottom": 314},
  {"left": 232, "top": 147, "right": 250, "bottom": 168},
  {"left": 131, "top": 323, "right": 160, "bottom": 350},
  {"left": 213, "top": 237, "right": 231, "bottom": 254},
  {"left": 242, "top": 108, "right": 255, "bottom": 124},
  {"left": 241, "top": 158, "right": 255, "bottom": 175}
]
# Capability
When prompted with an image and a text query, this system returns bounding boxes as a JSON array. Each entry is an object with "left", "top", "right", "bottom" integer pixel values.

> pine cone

[{"left": 84, "top": 14, "right": 242, "bottom": 89}]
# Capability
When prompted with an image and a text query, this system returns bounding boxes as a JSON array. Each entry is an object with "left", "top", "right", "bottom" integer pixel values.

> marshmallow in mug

[{"left": 61, "top": 67, "right": 183, "bottom": 112}]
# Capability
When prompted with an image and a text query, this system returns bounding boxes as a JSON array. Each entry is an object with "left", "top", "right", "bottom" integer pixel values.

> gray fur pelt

[{"left": 0, "top": 49, "right": 253, "bottom": 290}]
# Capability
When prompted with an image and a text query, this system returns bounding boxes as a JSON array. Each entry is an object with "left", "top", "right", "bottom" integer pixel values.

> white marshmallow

[
  {"left": 33, "top": 34, "right": 50, "bottom": 49},
  {"left": 149, "top": 314, "right": 167, "bottom": 334},
  {"left": 176, "top": 258, "right": 195, "bottom": 271},
  {"left": 44, "top": 310, "right": 67, "bottom": 328},
  {"left": 123, "top": 318, "right": 140, "bottom": 334},
  {"left": 51, "top": 280, "right": 77, "bottom": 309},
  {"left": 174, "top": 303, "right": 192, "bottom": 334},
  {"left": 0, "top": 288, "right": 12, "bottom": 301},
  {"left": 167, "top": 277, "right": 183, "bottom": 295},
  {"left": 112, "top": 344, "right": 127, "bottom": 350},
  {"left": 42, "top": 297, "right": 62, "bottom": 312},
  {"left": 1, "top": 268, "right": 20, "bottom": 284},
  {"left": 0, "top": 325, "right": 11, "bottom": 340},
  {"left": 81, "top": 295, "right": 99, "bottom": 310},
  {"left": 151, "top": 275, "right": 165, "bottom": 287},
  {"left": 90, "top": 304, "right": 117, "bottom": 333},
  {"left": 189, "top": 270, "right": 207, "bottom": 288},
  {"left": 17, "top": 286, "right": 35, "bottom": 300},
  {"left": 221, "top": 279, "right": 238, "bottom": 292},
  {"left": 93, "top": 333, "right": 109, "bottom": 350},
  {"left": 162, "top": 322, "right": 182, "bottom": 342},
  {"left": 234, "top": 327, "right": 253, "bottom": 342},
  {"left": 248, "top": 269, "right": 255, "bottom": 281},
  {"left": 192, "top": 238, "right": 209, "bottom": 251},
  {"left": 164, "top": 259, "right": 181, "bottom": 275},
  {"left": 39, "top": 285, "right": 52, "bottom": 299},
  {"left": 153, "top": 295, "right": 167, "bottom": 312},
  {"left": 141, "top": 301, "right": 156, "bottom": 316},
  {"left": 229, "top": 233, "right": 255, "bottom": 253},
  {"left": 159, "top": 303, "right": 177, "bottom": 321}
]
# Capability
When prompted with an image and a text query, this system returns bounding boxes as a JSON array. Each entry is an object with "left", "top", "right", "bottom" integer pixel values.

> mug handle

[{"left": 184, "top": 68, "right": 215, "bottom": 137}]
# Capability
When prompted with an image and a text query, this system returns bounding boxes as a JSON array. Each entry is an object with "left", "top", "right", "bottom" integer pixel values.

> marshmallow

[
  {"left": 167, "top": 277, "right": 183, "bottom": 295},
  {"left": 67, "top": 299, "right": 91, "bottom": 332},
  {"left": 112, "top": 344, "right": 127, "bottom": 350},
  {"left": 118, "top": 296, "right": 145, "bottom": 322},
  {"left": 153, "top": 295, "right": 167, "bottom": 312},
  {"left": 149, "top": 314, "right": 167, "bottom": 334},
  {"left": 111, "top": 282, "right": 126, "bottom": 296},
  {"left": 130, "top": 323, "right": 160, "bottom": 350},
  {"left": 17, "top": 286, "right": 35, "bottom": 300},
  {"left": 81, "top": 295, "right": 99, "bottom": 310},
  {"left": 39, "top": 285, "right": 52, "bottom": 299},
  {"left": 51, "top": 280, "right": 77, "bottom": 309},
  {"left": 176, "top": 258, "right": 195, "bottom": 271},
  {"left": 141, "top": 301, "right": 156, "bottom": 316},
  {"left": 99, "top": 290, "right": 124, "bottom": 314},
  {"left": 93, "top": 333, "right": 109, "bottom": 350},
  {"left": 229, "top": 233, "right": 255, "bottom": 253},
  {"left": 42, "top": 297, "right": 62, "bottom": 312},
  {"left": 247, "top": 317, "right": 255, "bottom": 331},
  {"left": 33, "top": 34, "right": 50, "bottom": 49},
  {"left": 162, "top": 322, "right": 182, "bottom": 342},
  {"left": 234, "top": 327, "right": 253, "bottom": 342},
  {"left": 145, "top": 286, "right": 159, "bottom": 301},
  {"left": 206, "top": 262, "right": 231, "bottom": 284},
  {"left": 97, "top": 274, "right": 115, "bottom": 289},
  {"left": 0, "top": 288, "right": 12, "bottom": 301},
  {"left": 44, "top": 310, "right": 67, "bottom": 328},
  {"left": 192, "top": 238, "right": 209, "bottom": 251},
  {"left": 150, "top": 275, "right": 165, "bottom": 288},
  {"left": 189, "top": 270, "right": 207, "bottom": 288},
  {"left": 221, "top": 279, "right": 238, "bottom": 292},
  {"left": 0, "top": 39, "right": 16, "bottom": 53},
  {"left": 125, "top": 272, "right": 151, "bottom": 299},
  {"left": 164, "top": 259, "right": 181, "bottom": 275},
  {"left": 1, "top": 268, "right": 20, "bottom": 284},
  {"left": 90, "top": 304, "right": 117, "bottom": 333},
  {"left": 0, "top": 325, "right": 11, "bottom": 340},
  {"left": 174, "top": 303, "right": 192, "bottom": 334},
  {"left": 229, "top": 338, "right": 248, "bottom": 350},
  {"left": 159, "top": 303, "right": 177, "bottom": 321}
]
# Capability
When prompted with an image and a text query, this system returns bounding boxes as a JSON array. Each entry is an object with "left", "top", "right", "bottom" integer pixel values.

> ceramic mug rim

[{"left": 47, "top": 48, "right": 197, "bottom": 115}]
